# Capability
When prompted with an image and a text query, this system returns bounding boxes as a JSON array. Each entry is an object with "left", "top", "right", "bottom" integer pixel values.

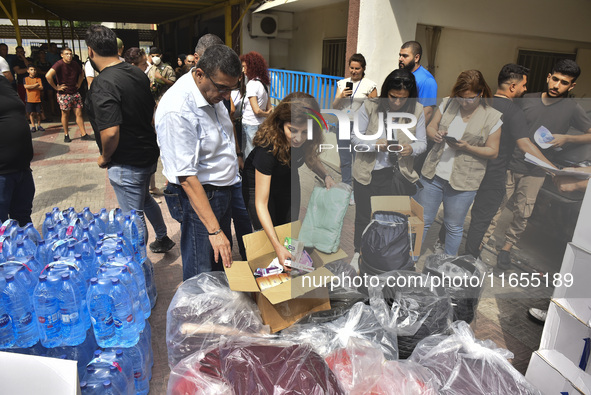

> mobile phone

[
  {"left": 346, "top": 82, "right": 353, "bottom": 91},
  {"left": 444, "top": 136, "right": 458, "bottom": 143}
]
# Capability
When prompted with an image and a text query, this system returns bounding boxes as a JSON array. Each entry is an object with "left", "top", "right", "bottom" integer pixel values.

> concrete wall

[
  {"left": 242, "top": 2, "right": 348, "bottom": 73},
  {"left": 417, "top": 25, "right": 591, "bottom": 99},
  {"left": 358, "top": 0, "right": 591, "bottom": 97}
]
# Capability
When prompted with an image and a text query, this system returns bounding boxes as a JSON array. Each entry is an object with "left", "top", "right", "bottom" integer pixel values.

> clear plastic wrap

[
  {"left": 369, "top": 270, "right": 453, "bottom": 359},
  {"left": 169, "top": 337, "right": 345, "bottom": 395},
  {"left": 166, "top": 272, "right": 270, "bottom": 368},
  {"left": 282, "top": 301, "right": 398, "bottom": 360},
  {"left": 325, "top": 337, "right": 439, "bottom": 395},
  {"left": 423, "top": 254, "right": 489, "bottom": 323},
  {"left": 167, "top": 352, "right": 233, "bottom": 395},
  {"left": 299, "top": 183, "right": 352, "bottom": 253},
  {"left": 297, "top": 260, "right": 368, "bottom": 325},
  {"left": 409, "top": 321, "right": 542, "bottom": 395}
]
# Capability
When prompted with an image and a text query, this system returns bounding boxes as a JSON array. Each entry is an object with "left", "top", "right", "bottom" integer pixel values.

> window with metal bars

[
  {"left": 322, "top": 39, "right": 346, "bottom": 77},
  {"left": 517, "top": 49, "right": 577, "bottom": 93}
]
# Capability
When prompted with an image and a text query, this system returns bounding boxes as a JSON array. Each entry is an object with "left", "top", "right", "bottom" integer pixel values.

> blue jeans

[
  {"left": 416, "top": 176, "right": 477, "bottom": 256},
  {"left": 167, "top": 183, "right": 233, "bottom": 281},
  {"left": 0, "top": 169, "right": 35, "bottom": 226},
  {"left": 231, "top": 182, "right": 252, "bottom": 260},
  {"left": 107, "top": 163, "right": 167, "bottom": 242},
  {"left": 242, "top": 123, "right": 259, "bottom": 160}
]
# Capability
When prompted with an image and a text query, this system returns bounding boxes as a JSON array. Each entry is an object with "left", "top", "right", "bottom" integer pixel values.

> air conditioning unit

[{"left": 250, "top": 13, "right": 278, "bottom": 38}]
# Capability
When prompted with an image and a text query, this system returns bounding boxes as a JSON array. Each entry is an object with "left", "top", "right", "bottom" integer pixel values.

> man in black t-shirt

[
  {"left": 487, "top": 59, "right": 591, "bottom": 270},
  {"left": 85, "top": 25, "right": 175, "bottom": 253},
  {"left": 0, "top": 77, "right": 34, "bottom": 225},
  {"left": 438, "top": 64, "right": 554, "bottom": 262}
]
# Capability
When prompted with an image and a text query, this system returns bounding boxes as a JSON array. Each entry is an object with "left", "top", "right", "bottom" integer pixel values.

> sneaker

[
  {"left": 149, "top": 235, "right": 175, "bottom": 253},
  {"left": 433, "top": 239, "right": 445, "bottom": 255},
  {"left": 64, "top": 135, "right": 72, "bottom": 143},
  {"left": 37, "top": 126, "right": 45, "bottom": 132},
  {"left": 81, "top": 134, "right": 94, "bottom": 141},
  {"left": 528, "top": 307, "right": 547, "bottom": 324},
  {"left": 30, "top": 127, "right": 36, "bottom": 133},
  {"left": 497, "top": 250, "right": 511, "bottom": 270},
  {"left": 349, "top": 191, "right": 355, "bottom": 206}
]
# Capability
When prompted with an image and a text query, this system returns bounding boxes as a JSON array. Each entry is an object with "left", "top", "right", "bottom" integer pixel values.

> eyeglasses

[
  {"left": 459, "top": 91, "right": 482, "bottom": 103},
  {"left": 203, "top": 70, "right": 240, "bottom": 93},
  {"left": 392, "top": 77, "right": 414, "bottom": 89}
]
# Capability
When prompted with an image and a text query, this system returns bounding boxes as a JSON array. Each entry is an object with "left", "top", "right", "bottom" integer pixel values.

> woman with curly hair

[
  {"left": 240, "top": 51, "right": 273, "bottom": 159},
  {"left": 242, "top": 92, "right": 336, "bottom": 264}
]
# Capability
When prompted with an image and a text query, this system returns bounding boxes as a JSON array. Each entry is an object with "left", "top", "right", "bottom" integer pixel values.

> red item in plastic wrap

[{"left": 199, "top": 341, "right": 345, "bottom": 395}]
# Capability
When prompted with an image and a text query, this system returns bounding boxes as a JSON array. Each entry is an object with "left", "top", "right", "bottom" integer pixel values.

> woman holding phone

[
  {"left": 417, "top": 70, "right": 502, "bottom": 256},
  {"left": 332, "top": 53, "right": 377, "bottom": 204},
  {"left": 242, "top": 92, "right": 336, "bottom": 265},
  {"left": 351, "top": 68, "right": 427, "bottom": 253}
]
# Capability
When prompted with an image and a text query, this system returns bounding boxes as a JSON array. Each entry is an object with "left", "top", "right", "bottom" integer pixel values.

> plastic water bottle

[
  {"left": 106, "top": 209, "right": 124, "bottom": 234},
  {"left": 33, "top": 274, "right": 61, "bottom": 347},
  {"left": 99, "top": 349, "right": 135, "bottom": 395},
  {"left": 35, "top": 239, "right": 52, "bottom": 268},
  {"left": 87, "top": 277, "right": 116, "bottom": 348},
  {"left": 109, "top": 278, "right": 138, "bottom": 347},
  {"left": 123, "top": 215, "right": 139, "bottom": 250},
  {"left": 122, "top": 340, "right": 149, "bottom": 394},
  {"left": 140, "top": 321, "right": 153, "bottom": 373},
  {"left": 3, "top": 274, "right": 38, "bottom": 348},
  {"left": 102, "top": 380, "right": 122, "bottom": 395},
  {"left": 1, "top": 262, "right": 36, "bottom": 298},
  {"left": 80, "top": 226, "right": 97, "bottom": 248},
  {"left": 58, "top": 273, "right": 86, "bottom": 346},
  {"left": 23, "top": 224, "right": 41, "bottom": 245},
  {"left": 98, "top": 209, "right": 109, "bottom": 230},
  {"left": 82, "top": 207, "right": 94, "bottom": 224},
  {"left": 111, "top": 255, "right": 150, "bottom": 319},
  {"left": 130, "top": 209, "right": 146, "bottom": 244},
  {"left": 116, "top": 234, "right": 134, "bottom": 257},
  {"left": 77, "top": 240, "right": 97, "bottom": 280},
  {"left": 0, "top": 281, "right": 16, "bottom": 348},
  {"left": 42, "top": 213, "right": 54, "bottom": 238},
  {"left": 88, "top": 219, "right": 102, "bottom": 244},
  {"left": 141, "top": 256, "right": 157, "bottom": 309},
  {"left": 64, "top": 264, "right": 90, "bottom": 330},
  {"left": 115, "top": 266, "right": 145, "bottom": 329}
]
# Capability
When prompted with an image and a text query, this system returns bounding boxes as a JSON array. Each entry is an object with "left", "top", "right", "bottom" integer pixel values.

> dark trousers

[
  {"left": 353, "top": 168, "right": 417, "bottom": 251},
  {"left": 0, "top": 169, "right": 35, "bottom": 226},
  {"left": 438, "top": 186, "right": 505, "bottom": 258}
]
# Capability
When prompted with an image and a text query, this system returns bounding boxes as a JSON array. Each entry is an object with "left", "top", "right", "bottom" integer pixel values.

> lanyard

[{"left": 349, "top": 78, "right": 363, "bottom": 108}]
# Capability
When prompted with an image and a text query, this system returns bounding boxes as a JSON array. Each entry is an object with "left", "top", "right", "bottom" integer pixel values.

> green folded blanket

[{"left": 299, "top": 183, "right": 351, "bottom": 253}]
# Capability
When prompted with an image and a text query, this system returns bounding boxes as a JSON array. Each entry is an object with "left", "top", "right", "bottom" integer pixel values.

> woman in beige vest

[
  {"left": 417, "top": 70, "right": 502, "bottom": 256},
  {"left": 351, "top": 68, "right": 427, "bottom": 253}
]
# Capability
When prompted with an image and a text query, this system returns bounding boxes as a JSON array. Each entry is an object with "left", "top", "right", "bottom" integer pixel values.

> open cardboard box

[
  {"left": 371, "top": 196, "right": 425, "bottom": 257},
  {"left": 526, "top": 350, "right": 589, "bottom": 394},
  {"left": 0, "top": 352, "right": 80, "bottom": 395},
  {"left": 224, "top": 221, "right": 347, "bottom": 333}
]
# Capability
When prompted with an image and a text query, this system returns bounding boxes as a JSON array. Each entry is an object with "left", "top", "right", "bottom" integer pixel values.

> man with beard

[
  {"left": 436, "top": 64, "right": 555, "bottom": 261},
  {"left": 85, "top": 25, "right": 175, "bottom": 253},
  {"left": 488, "top": 59, "right": 591, "bottom": 275},
  {"left": 398, "top": 41, "right": 437, "bottom": 123}
]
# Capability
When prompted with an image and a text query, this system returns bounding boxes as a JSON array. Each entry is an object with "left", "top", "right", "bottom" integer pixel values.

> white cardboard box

[
  {"left": 553, "top": 243, "right": 591, "bottom": 325},
  {"left": 0, "top": 351, "right": 80, "bottom": 395},
  {"left": 573, "top": 182, "right": 591, "bottom": 252},
  {"left": 541, "top": 301, "right": 591, "bottom": 374},
  {"left": 526, "top": 350, "right": 586, "bottom": 394}
]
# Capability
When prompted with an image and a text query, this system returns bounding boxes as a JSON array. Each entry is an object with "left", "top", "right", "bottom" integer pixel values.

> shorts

[
  {"left": 57, "top": 92, "right": 83, "bottom": 111},
  {"left": 25, "top": 102, "right": 42, "bottom": 114}
]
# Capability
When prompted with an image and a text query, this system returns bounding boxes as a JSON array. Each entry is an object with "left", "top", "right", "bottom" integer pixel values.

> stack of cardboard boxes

[{"left": 526, "top": 183, "right": 591, "bottom": 394}]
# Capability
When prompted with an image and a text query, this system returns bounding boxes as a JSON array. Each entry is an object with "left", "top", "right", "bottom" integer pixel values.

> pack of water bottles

[{"left": 0, "top": 206, "right": 157, "bottom": 351}]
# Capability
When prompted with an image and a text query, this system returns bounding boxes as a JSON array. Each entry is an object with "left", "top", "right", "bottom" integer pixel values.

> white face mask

[{"left": 152, "top": 56, "right": 161, "bottom": 66}]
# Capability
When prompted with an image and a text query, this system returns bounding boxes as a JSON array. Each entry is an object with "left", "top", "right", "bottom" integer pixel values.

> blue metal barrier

[{"left": 269, "top": 68, "right": 341, "bottom": 109}]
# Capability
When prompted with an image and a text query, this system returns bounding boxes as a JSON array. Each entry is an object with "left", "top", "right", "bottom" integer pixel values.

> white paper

[{"left": 524, "top": 153, "right": 591, "bottom": 179}]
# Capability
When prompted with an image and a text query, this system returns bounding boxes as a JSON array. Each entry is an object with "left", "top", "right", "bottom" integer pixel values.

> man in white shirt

[{"left": 155, "top": 44, "right": 242, "bottom": 280}]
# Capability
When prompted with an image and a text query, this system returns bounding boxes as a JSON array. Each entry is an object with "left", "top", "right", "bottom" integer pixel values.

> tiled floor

[{"left": 27, "top": 119, "right": 564, "bottom": 393}]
